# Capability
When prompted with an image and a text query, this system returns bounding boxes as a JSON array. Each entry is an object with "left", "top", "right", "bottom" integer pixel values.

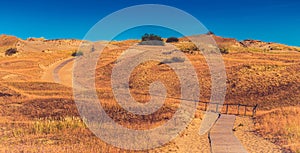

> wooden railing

[
  {"left": 197, "top": 102, "right": 258, "bottom": 117},
  {"left": 132, "top": 92, "right": 259, "bottom": 117}
]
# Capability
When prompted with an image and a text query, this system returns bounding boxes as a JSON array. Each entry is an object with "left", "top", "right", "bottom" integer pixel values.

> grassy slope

[{"left": 0, "top": 35, "right": 299, "bottom": 152}]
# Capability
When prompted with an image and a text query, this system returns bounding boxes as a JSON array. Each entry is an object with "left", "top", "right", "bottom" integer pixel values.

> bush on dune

[
  {"left": 139, "top": 33, "right": 164, "bottom": 46},
  {"left": 5, "top": 48, "right": 18, "bottom": 56},
  {"left": 166, "top": 37, "right": 179, "bottom": 43},
  {"left": 71, "top": 51, "right": 83, "bottom": 57}
]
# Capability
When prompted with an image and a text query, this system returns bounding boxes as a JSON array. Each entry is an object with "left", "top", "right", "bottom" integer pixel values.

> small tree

[
  {"left": 5, "top": 48, "right": 18, "bottom": 56},
  {"left": 166, "top": 37, "right": 179, "bottom": 43}
]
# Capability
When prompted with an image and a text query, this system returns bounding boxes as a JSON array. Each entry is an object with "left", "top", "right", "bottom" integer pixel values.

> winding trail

[
  {"left": 37, "top": 44, "right": 283, "bottom": 152},
  {"left": 41, "top": 57, "right": 75, "bottom": 87},
  {"left": 209, "top": 115, "right": 247, "bottom": 153},
  {"left": 52, "top": 58, "right": 75, "bottom": 83}
]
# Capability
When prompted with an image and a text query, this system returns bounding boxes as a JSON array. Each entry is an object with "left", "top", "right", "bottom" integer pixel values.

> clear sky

[{"left": 0, "top": 0, "right": 299, "bottom": 46}]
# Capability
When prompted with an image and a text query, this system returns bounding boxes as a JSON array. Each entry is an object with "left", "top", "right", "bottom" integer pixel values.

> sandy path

[
  {"left": 151, "top": 118, "right": 210, "bottom": 153},
  {"left": 41, "top": 57, "right": 75, "bottom": 87},
  {"left": 41, "top": 42, "right": 109, "bottom": 86},
  {"left": 56, "top": 58, "right": 74, "bottom": 87},
  {"left": 41, "top": 44, "right": 211, "bottom": 152},
  {"left": 38, "top": 44, "right": 284, "bottom": 152},
  {"left": 53, "top": 58, "right": 74, "bottom": 83}
]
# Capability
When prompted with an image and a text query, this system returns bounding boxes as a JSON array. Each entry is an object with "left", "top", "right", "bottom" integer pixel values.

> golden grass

[
  {"left": 109, "top": 40, "right": 140, "bottom": 47},
  {"left": 30, "top": 117, "right": 85, "bottom": 135},
  {"left": 0, "top": 109, "right": 205, "bottom": 152},
  {"left": 3, "top": 82, "right": 71, "bottom": 91},
  {"left": 173, "top": 42, "right": 199, "bottom": 53},
  {"left": 256, "top": 107, "right": 300, "bottom": 152},
  {"left": 0, "top": 116, "right": 137, "bottom": 153},
  {"left": 0, "top": 39, "right": 300, "bottom": 152}
]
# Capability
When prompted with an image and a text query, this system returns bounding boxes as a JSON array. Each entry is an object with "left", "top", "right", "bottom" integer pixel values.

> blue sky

[{"left": 0, "top": 0, "right": 299, "bottom": 46}]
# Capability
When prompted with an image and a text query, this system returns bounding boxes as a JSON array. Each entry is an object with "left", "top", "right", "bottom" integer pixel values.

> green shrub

[
  {"left": 5, "top": 48, "right": 18, "bottom": 56},
  {"left": 139, "top": 33, "right": 164, "bottom": 46},
  {"left": 175, "top": 42, "right": 198, "bottom": 53},
  {"left": 166, "top": 37, "right": 179, "bottom": 43},
  {"left": 139, "top": 33, "right": 165, "bottom": 46},
  {"left": 141, "top": 33, "right": 162, "bottom": 41},
  {"left": 206, "top": 31, "right": 214, "bottom": 35},
  {"left": 220, "top": 48, "right": 229, "bottom": 54},
  {"left": 71, "top": 51, "right": 83, "bottom": 56}
]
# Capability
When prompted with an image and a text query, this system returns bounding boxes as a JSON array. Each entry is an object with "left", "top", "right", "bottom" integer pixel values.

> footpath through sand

[
  {"left": 209, "top": 115, "right": 247, "bottom": 153},
  {"left": 41, "top": 57, "right": 74, "bottom": 87},
  {"left": 39, "top": 45, "right": 283, "bottom": 152}
]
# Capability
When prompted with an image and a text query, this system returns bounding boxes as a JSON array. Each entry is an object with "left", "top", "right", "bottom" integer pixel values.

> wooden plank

[{"left": 210, "top": 115, "right": 248, "bottom": 153}]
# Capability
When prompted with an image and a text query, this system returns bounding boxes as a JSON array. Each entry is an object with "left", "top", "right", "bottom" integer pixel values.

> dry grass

[
  {"left": 223, "top": 52, "right": 300, "bottom": 110},
  {"left": 173, "top": 41, "right": 199, "bottom": 53},
  {"left": 109, "top": 40, "right": 140, "bottom": 47},
  {"left": 0, "top": 116, "right": 135, "bottom": 153},
  {"left": 0, "top": 37, "right": 300, "bottom": 152},
  {"left": 255, "top": 107, "right": 300, "bottom": 152},
  {"left": 9, "top": 117, "right": 86, "bottom": 136}
]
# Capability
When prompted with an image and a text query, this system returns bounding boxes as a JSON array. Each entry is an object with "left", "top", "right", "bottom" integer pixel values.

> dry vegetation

[
  {"left": 0, "top": 34, "right": 299, "bottom": 152},
  {"left": 256, "top": 107, "right": 300, "bottom": 153}
]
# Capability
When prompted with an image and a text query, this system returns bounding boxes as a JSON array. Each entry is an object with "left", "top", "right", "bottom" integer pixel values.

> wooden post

[
  {"left": 252, "top": 104, "right": 258, "bottom": 117},
  {"left": 244, "top": 106, "right": 247, "bottom": 116},
  {"left": 205, "top": 102, "right": 208, "bottom": 111},
  {"left": 237, "top": 104, "right": 240, "bottom": 115},
  {"left": 226, "top": 104, "right": 229, "bottom": 114},
  {"left": 216, "top": 104, "right": 219, "bottom": 113}
]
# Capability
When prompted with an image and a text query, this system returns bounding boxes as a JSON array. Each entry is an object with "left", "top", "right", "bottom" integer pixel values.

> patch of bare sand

[
  {"left": 151, "top": 118, "right": 210, "bottom": 153},
  {"left": 41, "top": 57, "right": 74, "bottom": 83},
  {"left": 234, "top": 116, "right": 282, "bottom": 153},
  {"left": 57, "top": 58, "right": 74, "bottom": 87}
]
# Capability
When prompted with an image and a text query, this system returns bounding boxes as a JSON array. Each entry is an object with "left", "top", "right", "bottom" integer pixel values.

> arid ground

[{"left": 0, "top": 34, "right": 299, "bottom": 152}]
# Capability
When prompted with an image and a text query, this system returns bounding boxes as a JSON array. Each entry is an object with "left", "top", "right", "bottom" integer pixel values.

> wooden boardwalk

[{"left": 209, "top": 115, "right": 248, "bottom": 153}]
